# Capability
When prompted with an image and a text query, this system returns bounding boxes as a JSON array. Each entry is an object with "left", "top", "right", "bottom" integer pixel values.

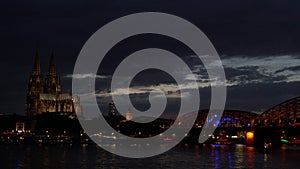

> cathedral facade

[{"left": 25, "top": 51, "right": 79, "bottom": 117}]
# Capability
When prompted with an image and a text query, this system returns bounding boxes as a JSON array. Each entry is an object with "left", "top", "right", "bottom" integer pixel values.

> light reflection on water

[{"left": 0, "top": 144, "right": 299, "bottom": 169}]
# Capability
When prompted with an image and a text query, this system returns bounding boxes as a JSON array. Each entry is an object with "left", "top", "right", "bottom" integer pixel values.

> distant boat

[
  {"left": 214, "top": 138, "right": 235, "bottom": 145},
  {"left": 288, "top": 139, "right": 300, "bottom": 145},
  {"left": 259, "top": 142, "right": 272, "bottom": 154}
]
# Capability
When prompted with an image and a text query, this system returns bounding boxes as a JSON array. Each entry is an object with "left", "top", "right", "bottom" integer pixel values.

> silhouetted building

[
  {"left": 108, "top": 101, "right": 118, "bottom": 117},
  {"left": 25, "top": 50, "right": 78, "bottom": 117},
  {"left": 126, "top": 109, "right": 133, "bottom": 121}
]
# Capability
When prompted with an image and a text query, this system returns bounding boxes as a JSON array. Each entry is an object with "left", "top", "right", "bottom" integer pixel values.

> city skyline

[{"left": 1, "top": 1, "right": 300, "bottom": 167}]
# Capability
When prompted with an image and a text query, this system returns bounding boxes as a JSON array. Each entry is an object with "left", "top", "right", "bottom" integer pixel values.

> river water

[{"left": 0, "top": 144, "right": 299, "bottom": 169}]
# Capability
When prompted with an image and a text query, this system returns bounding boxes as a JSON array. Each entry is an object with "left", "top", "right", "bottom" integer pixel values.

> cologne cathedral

[{"left": 25, "top": 51, "right": 79, "bottom": 117}]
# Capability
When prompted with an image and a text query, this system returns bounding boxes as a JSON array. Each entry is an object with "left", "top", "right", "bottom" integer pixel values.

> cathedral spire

[
  {"left": 44, "top": 50, "right": 61, "bottom": 94},
  {"left": 32, "top": 49, "right": 41, "bottom": 75},
  {"left": 48, "top": 50, "right": 57, "bottom": 76},
  {"left": 26, "top": 49, "right": 43, "bottom": 117}
]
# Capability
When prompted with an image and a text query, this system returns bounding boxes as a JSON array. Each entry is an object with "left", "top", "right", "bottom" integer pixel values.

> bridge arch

[{"left": 255, "top": 96, "right": 300, "bottom": 127}]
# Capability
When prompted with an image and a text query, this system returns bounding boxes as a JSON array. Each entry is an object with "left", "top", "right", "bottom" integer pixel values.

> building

[
  {"left": 125, "top": 109, "right": 133, "bottom": 121},
  {"left": 108, "top": 101, "right": 118, "bottom": 117},
  {"left": 25, "top": 50, "right": 79, "bottom": 117},
  {"left": 15, "top": 122, "right": 25, "bottom": 133}
]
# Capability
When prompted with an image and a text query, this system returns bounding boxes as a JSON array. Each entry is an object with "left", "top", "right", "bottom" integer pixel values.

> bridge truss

[{"left": 255, "top": 96, "right": 300, "bottom": 127}]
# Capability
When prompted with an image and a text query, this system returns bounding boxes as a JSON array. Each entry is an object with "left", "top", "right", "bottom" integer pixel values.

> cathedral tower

[
  {"left": 25, "top": 50, "right": 44, "bottom": 117},
  {"left": 44, "top": 51, "right": 61, "bottom": 94}
]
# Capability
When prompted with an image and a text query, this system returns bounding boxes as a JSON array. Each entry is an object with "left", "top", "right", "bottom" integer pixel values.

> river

[{"left": 0, "top": 144, "right": 299, "bottom": 169}]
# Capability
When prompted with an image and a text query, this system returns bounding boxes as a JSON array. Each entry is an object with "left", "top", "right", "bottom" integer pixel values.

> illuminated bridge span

[
  {"left": 254, "top": 96, "right": 300, "bottom": 127},
  {"left": 172, "top": 97, "right": 300, "bottom": 146},
  {"left": 158, "top": 96, "right": 300, "bottom": 131},
  {"left": 198, "top": 110, "right": 258, "bottom": 128},
  {"left": 177, "top": 110, "right": 258, "bottom": 128},
  {"left": 177, "top": 96, "right": 300, "bottom": 129}
]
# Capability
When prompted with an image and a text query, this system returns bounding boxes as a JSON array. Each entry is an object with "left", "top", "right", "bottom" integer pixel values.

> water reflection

[
  {"left": 0, "top": 144, "right": 299, "bottom": 169},
  {"left": 246, "top": 146, "right": 255, "bottom": 168}
]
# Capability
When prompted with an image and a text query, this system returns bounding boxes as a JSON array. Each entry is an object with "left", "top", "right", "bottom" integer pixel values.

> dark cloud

[
  {"left": 225, "top": 66, "right": 288, "bottom": 85},
  {"left": 275, "top": 66, "right": 300, "bottom": 74}
]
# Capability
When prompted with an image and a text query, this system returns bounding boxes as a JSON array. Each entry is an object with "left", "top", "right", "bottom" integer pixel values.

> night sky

[{"left": 1, "top": 0, "right": 300, "bottom": 116}]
